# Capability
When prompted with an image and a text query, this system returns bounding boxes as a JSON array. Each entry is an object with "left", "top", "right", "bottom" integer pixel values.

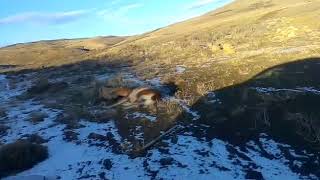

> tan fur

[
  {"left": 114, "top": 87, "right": 132, "bottom": 97},
  {"left": 106, "top": 87, "right": 161, "bottom": 109},
  {"left": 98, "top": 87, "right": 132, "bottom": 100}
]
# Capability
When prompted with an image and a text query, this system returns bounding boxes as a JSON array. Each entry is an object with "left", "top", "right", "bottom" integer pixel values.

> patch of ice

[
  {"left": 296, "top": 87, "right": 320, "bottom": 95},
  {"left": 176, "top": 66, "right": 186, "bottom": 74},
  {"left": 2, "top": 100, "right": 61, "bottom": 144},
  {"left": 146, "top": 77, "right": 162, "bottom": 87},
  {"left": 147, "top": 136, "right": 245, "bottom": 180},
  {"left": 259, "top": 136, "right": 283, "bottom": 158},
  {"left": 132, "top": 112, "right": 157, "bottom": 122},
  {"left": 95, "top": 73, "right": 110, "bottom": 82},
  {"left": 252, "top": 87, "right": 320, "bottom": 95},
  {"left": 0, "top": 75, "right": 31, "bottom": 102},
  {"left": 4, "top": 115, "right": 147, "bottom": 179},
  {"left": 243, "top": 139, "right": 311, "bottom": 180},
  {"left": 76, "top": 120, "right": 122, "bottom": 143},
  {"left": 207, "top": 91, "right": 221, "bottom": 104}
]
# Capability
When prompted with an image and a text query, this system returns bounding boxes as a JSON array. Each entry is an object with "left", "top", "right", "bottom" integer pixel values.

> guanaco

[
  {"left": 106, "top": 87, "right": 161, "bottom": 109},
  {"left": 98, "top": 87, "right": 132, "bottom": 101}
]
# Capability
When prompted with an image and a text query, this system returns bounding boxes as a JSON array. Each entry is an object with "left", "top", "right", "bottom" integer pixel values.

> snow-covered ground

[{"left": 1, "top": 74, "right": 319, "bottom": 180}]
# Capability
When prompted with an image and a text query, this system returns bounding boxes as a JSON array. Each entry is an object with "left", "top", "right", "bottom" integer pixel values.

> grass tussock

[
  {"left": 29, "top": 112, "right": 49, "bottom": 124},
  {"left": 0, "top": 141, "right": 48, "bottom": 178}
]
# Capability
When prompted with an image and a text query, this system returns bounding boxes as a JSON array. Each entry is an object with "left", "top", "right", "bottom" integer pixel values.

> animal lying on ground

[
  {"left": 98, "top": 87, "right": 132, "bottom": 101},
  {"left": 106, "top": 87, "right": 162, "bottom": 109}
]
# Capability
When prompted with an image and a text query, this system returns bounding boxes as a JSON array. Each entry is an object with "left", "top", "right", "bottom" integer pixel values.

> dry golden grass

[{"left": 0, "top": 36, "right": 127, "bottom": 71}]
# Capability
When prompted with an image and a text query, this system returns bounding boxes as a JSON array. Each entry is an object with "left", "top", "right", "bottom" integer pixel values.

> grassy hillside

[
  {"left": 94, "top": 0, "right": 320, "bottom": 96},
  {"left": 0, "top": 36, "right": 127, "bottom": 69}
]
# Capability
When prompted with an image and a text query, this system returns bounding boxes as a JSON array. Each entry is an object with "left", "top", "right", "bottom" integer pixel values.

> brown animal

[
  {"left": 98, "top": 87, "right": 132, "bottom": 101},
  {"left": 106, "top": 87, "right": 162, "bottom": 109},
  {"left": 114, "top": 87, "right": 132, "bottom": 98}
]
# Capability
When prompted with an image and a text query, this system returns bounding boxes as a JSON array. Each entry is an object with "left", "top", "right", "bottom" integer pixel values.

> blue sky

[{"left": 0, "top": 0, "right": 232, "bottom": 47}]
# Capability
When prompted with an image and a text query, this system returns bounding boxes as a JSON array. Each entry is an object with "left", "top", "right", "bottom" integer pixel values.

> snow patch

[
  {"left": 131, "top": 112, "right": 157, "bottom": 122},
  {"left": 176, "top": 66, "right": 186, "bottom": 74},
  {"left": 252, "top": 87, "right": 320, "bottom": 95}
]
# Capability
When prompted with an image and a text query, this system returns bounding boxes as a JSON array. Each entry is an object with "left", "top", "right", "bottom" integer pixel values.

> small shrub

[
  {"left": 0, "top": 141, "right": 48, "bottom": 178},
  {"left": 63, "top": 130, "right": 79, "bottom": 142},
  {"left": 23, "top": 134, "right": 48, "bottom": 144},
  {"left": 56, "top": 113, "right": 82, "bottom": 129},
  {"left": 28, "top": 77, "right": 50, "bottom": 94},
  {"left": 47, "top": 82, "right": 68, "bottom": 93},
  {"left": 29, "top": 112, "right": 48, "bottom": 124},
  {"left": 105, "top": 74, "right": 125, "bottom": 87},
  {"left": 158, "top": 100, "right": 183, "bottom": 118}
]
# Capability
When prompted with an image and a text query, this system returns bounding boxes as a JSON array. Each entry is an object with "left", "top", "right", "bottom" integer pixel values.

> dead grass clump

[
  {"left": 27, "top": 77, "right": 68, "bottom": 96},
  {"left": 28, "top": 77, "right": 50, "bottom": 94},
  {"left": 96, "top": 86, "right": 117, "bottom": 102},
  {"left": 63, "top": 130, "right": 79, "bottom": 142},
  {"left": 88, "top": 133, "right": 108, "bottom": 141},
  {"left": 105, "top": 74, "right": 126, "bottom": 88},
  {"left": 68, "top": 106, "right": 93, "bottom": 120},
  {"left": 158, "top": 100, "right": 183, "bottom": 119},
  {"left": 23, "top": 134, "right": 48, "bottom": 144},
  {"left": 29, "top": 112, "right": 48, "bottom": 124},
  {"left": 0, "top": 109, "right": 6, "bottom": 118},
  {"left": 0, "top": 125, "right": 9, "bottom": 137},
  {"left": 196, "top": 83, "right": 210, "bottom": 96},
  {"left": 0, "top": 141, "right": 48, "bottom": 178},
  {"left": 293, "top": 113, "right": 320, "bottom": 143},
  {"left": 56, "top": 113, "right": 82, "bottom": 129},
  {"left": 88, "top": 109, "right": 117, "bottom": 123},
  {"left": 47, "top": 81, "right": 68, "bottom": 93}
]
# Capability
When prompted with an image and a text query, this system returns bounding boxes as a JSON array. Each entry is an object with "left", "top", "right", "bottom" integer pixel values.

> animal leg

[{"left": 105, "top": 98, "right": 128, "bottom": 109}]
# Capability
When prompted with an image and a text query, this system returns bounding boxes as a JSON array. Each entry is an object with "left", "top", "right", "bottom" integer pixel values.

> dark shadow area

[
  {"left": 0, "top": 65, "right": 19, "bottom": 71},
  {"left": 169, "top": 57, "right": 320, "bottom": 178},
  {"left": 176, "top": 57, "right": 320, "bottom": 151}
]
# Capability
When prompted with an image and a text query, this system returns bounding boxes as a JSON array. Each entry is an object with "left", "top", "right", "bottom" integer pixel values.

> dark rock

[
  {"left": 159, "top": 157, "right": 174, "bottom": 166},
  {"left": 106, "top": 132, "right": 114, "bottom": 140},
  {"left": 103, "top": 159, "right": 113, "bottom": 170},
  {"left": 245, "top": 170, "right": 264, "bottom": 180},
  {"left": 0, "top": 125, "right": 9, "bottom": 137},
  {"left": 171, "top": 136, "right": 178, "bottom": 144},
  {"left": 98, "top": 172, "right": 107, "bottom": 180}
]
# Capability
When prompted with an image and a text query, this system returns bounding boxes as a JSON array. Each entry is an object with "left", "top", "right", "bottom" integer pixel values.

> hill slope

[
  {"left": 97, "top": 0, "right": 320, "bottom": 92},
  {"left": 0, "top": 36, "right": 127, "bottom": 69}
]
